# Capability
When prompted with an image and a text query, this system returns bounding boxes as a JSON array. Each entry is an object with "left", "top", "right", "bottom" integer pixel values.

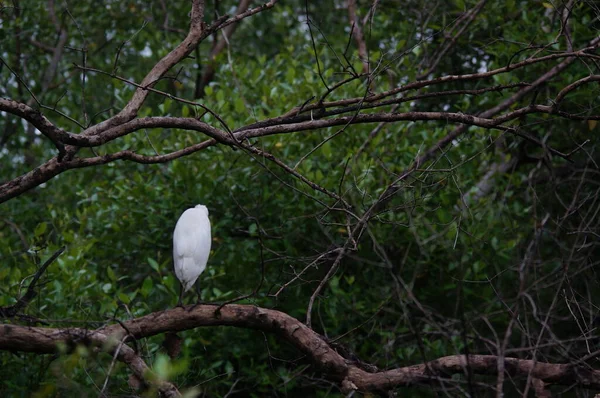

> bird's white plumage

[{"left": 173, "top": 205, "right": 211, "bottom": 292}]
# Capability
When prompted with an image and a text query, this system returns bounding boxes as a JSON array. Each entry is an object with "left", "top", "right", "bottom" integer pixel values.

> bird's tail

[{"left": 181, "top": 256, "right": 200, "bottom": 292}]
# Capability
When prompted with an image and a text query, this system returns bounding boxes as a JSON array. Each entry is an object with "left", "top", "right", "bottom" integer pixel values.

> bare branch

[
  {"left": 2, "top": 305, "right": 600, "bottom": 393},
  {"left": 0, "top": 246, "right": 65, "bottom": 319},
  {"left": 81, "top": 0, "right": 207, "bottom": 137}
]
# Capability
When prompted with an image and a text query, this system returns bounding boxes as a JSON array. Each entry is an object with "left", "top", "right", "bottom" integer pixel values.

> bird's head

[{"left": 194, "top": 204, "right": 209, "bottom": 216}]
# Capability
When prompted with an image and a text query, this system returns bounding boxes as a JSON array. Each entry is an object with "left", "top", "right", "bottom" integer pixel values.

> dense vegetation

[{"left": 1, "top": 0, "right": 600, "bottom": 396}]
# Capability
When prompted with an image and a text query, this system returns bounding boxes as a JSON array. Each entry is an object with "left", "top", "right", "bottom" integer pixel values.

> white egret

[{"left": 173, "top": 204, "right": 211, "bottom": 306}]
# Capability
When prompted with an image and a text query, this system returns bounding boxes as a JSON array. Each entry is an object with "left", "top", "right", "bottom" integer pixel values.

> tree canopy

[{"left": 1, "top": 0, "right": 600, "bottom": 396}]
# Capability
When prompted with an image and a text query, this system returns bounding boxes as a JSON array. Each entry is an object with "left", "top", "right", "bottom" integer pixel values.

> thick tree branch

[
  {"left": 0, "top": 14, "right": 598, "bottom": 210},
  {"left": 0, "top": 103, "right": 596, "bottom": 203},
  {"left": 81, "top": 0, "right": 207, "bottom": 137},
  {"left": 1, "top": 305, "right": 599, "bottom": 393},
  {"left": 0, "top": 325, "right": 180, "bottom": 396},
  {"left": 0, "top": 98, "right": 72, "bottom": 146}
]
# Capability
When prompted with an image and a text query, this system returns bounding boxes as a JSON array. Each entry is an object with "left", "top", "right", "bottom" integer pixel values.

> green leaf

[
  {"left": 107, "top": 266, "right": 116, "bottom": 282},
  {"left": 141, "top": 277, "right": 153, "bottom": 298},
  {"left": 117, "top": 292, "right": 130, "bottom": 304},
  {"left": 154, "top": 353, "right": 170, "bottom": 379},
  {"left": 248, "top": 223, "right": 258, "bottom": 236},
  {"left": 34, "top": 222, "right": 47, "bottom": 237},
  {"left": 234, "top": 97, "right": 245, "bottom": 113},
  {"left": 148, "top": 258, "right": 160, "bottom": 273}
]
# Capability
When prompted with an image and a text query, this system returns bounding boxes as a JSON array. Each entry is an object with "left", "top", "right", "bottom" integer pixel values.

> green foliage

[{"left": 1, "top": 0, "right": 599, "bottom": 396}]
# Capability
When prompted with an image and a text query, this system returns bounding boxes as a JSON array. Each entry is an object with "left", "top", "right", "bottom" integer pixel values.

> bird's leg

[
  {"left": 176, "top": 284, "right": 184, "bottom": 308},
  {"left": 195, "top": 283, "right": 203, "bottom": 304},
  {"left": 189, "top": 284, "right": 205, "bottom": 311}
]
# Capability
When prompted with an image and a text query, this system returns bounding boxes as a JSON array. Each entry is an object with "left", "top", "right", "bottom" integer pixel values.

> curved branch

[
  {"left": 211, "top": 0, "right": 278, "bottom": 33},
  {"left": 0, "top": 98, "right": 230, "bottom": 147},
  {"left": 1, "top": 31, "right": 598, "bottom": 206},
  {"left": 0, "top": 325, "right": 180, "bottom": 396},
  {"left": 0, "top": 98, "right": 71, "bottom": 148},
  {"left": 2, "top": 305, "right": 599, "bottom": 393},
  {"left": 554, "top": 75, "right": 600, "bottom": 106},
  {"left": 1, "top": 102, "right": 596, "bottom": 204},
  {"left": 288, "top": 41, "right": 600, "bottom": 114},
  {"left": 94, "top": 333, "right": 181, "bottom": 397},
  {"left": 81, "top": 0, "right": 207, "bottom": 137},
  {"left": 303, "top": 35, "right": 600, "bottom": 324}
]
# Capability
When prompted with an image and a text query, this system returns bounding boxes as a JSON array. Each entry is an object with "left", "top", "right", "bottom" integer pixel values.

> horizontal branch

[
  {"left": 0, "top": 101, "right": 593, "bottom": 204},
  {"left": 0, "top": 101, "right": 230, "bottom": 147},
  {"left": 2, "top": 304, "right": 599, "bottom": 393},
  {"left": 1, "top": 27, "right": 597, "bottom": 206},
  {"left": 286, "top": 40, "right": 600, "bottom": 114}
]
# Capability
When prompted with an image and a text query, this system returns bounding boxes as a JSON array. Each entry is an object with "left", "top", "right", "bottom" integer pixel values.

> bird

[{"left": 173, "top": 204, "right": 212, "bottom": 306}]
